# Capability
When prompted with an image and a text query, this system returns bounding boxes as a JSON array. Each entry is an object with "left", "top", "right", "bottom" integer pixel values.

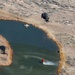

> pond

[{"left": 0, "top": 20, "right": 59, "bottom": 75}]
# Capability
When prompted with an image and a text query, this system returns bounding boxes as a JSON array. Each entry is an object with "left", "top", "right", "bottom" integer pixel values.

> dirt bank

[
  {"left": 0, "top": 10, "right": 65, "bottom": 75},
  {"left": 0, "top": 35, "right": 13, "bottom": 66}
]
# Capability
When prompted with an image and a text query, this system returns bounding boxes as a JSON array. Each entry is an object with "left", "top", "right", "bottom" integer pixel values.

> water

[{"left": 0, "top": 20, "right": 59, "bottom": 75}]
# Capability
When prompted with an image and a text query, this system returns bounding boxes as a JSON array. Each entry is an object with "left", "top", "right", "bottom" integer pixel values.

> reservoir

[{"left": 0, "top": 20, "right": 59, "bottom": 75}]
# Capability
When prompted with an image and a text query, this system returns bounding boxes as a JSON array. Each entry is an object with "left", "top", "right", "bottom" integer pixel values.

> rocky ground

[
  {"left": 0, "top": 35, "right": 13, "bottom": 66},
  {"left": 0, "top": 0, "right": 75, "bottom": 75}
]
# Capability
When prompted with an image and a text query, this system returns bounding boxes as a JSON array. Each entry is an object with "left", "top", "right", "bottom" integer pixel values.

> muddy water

[{"left": 0, "top": 20, "right": 59, "bottom": 75}]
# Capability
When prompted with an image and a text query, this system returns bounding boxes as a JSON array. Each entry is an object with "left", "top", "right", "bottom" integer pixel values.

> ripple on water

[{"left": 0, "top": 20, "right": 59, "bottom": 75}]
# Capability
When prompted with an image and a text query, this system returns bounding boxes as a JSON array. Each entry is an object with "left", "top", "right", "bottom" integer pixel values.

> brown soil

[
  {"left": 0, "top": 0, "right": 75, "bottom": 75},
  {"left": 0, "top": 35, "right": 13, "bottom": 66}
]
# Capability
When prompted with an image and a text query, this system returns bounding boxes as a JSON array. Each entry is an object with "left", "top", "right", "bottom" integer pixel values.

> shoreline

[{"left": 0, "top": 13, "right": 65, "bottom": 75}]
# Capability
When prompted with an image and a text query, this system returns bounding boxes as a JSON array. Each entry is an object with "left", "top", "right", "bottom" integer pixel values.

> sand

[
  {"left": 0, "top": 0, "right": 75, "bottom": 75},
  {"left": 0, "top": 35, "right": 13, "bottom": 66}
]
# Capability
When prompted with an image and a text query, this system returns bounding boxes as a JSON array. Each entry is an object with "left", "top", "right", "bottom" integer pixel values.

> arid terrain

[
  {"left": 0, "top": 0, "right": 75, "bottom": 75},
  {"left": 0, "top": 35, "right": 13, "bottom": 66}
]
